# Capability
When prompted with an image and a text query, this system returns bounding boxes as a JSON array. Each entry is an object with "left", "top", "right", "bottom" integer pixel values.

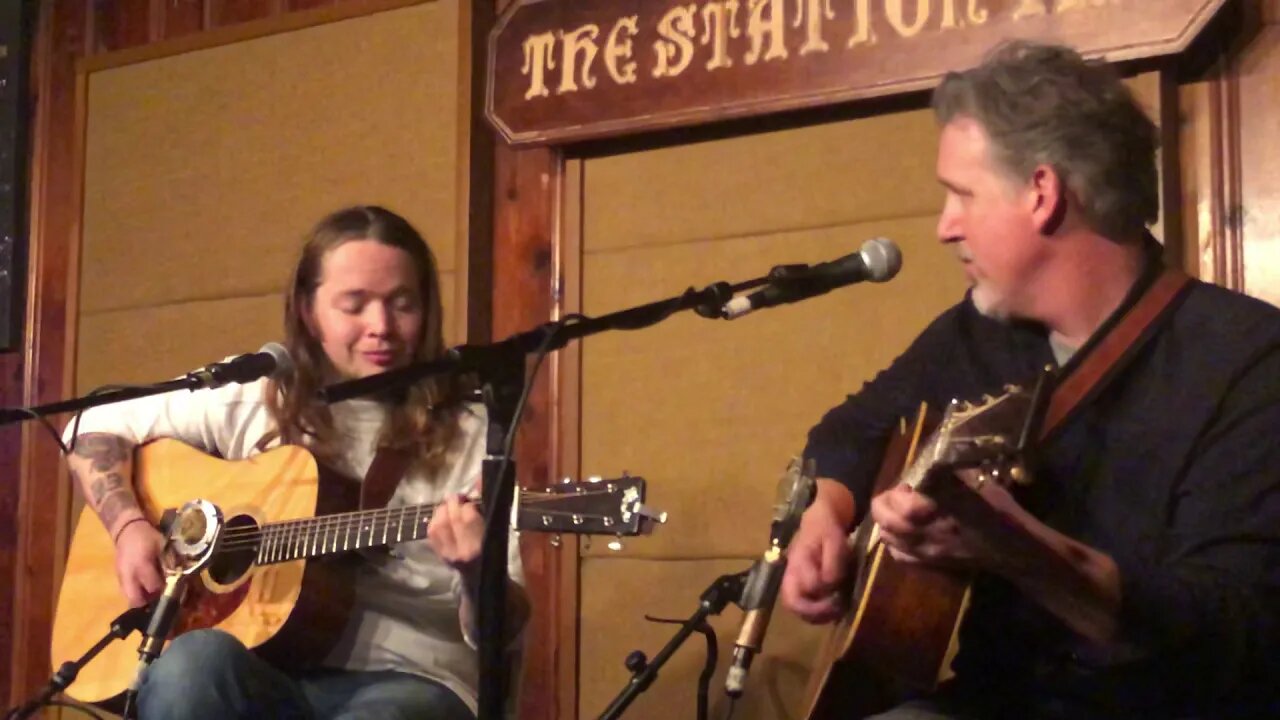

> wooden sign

[{"left": 487, "top": 0, "right": 1226, "bottom": 146}]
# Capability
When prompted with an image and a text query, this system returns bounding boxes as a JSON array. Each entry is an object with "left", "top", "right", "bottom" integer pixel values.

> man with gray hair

[{"left": 782, "top": 41, "right": 1280, "bottom": 718}]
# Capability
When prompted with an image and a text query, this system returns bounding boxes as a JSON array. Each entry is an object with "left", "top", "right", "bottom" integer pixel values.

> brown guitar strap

[
  {"left": 1038, "top": 267, "right": 1192, "bottom": 442},
  {"left": 360, "top": 445, "right": 413, "bottom": 510}
]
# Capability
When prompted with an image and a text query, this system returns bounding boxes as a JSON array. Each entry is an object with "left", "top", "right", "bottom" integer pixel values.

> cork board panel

[
  {"left": 582, "top": 109, "right": 940, "bottom": 253},
  {"left": 75, "top": 272, "right": 455, "bottom": 392},
  {"left": 580, "top": 216, "right": 965, "bottom": 560},
  {"left": 578, "top": 556, "right": 829, "bottom": 720},
  {"left": 78, "top": 0, "right": 461, "bottom": 317}
]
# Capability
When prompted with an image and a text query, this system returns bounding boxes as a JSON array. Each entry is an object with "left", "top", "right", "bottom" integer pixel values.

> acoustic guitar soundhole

[
  {"left": 169, "top": 513, "right": 257, "bottom": 637},
  {"left": 205, "top": 513, "right": 258, "bottom": 585}
]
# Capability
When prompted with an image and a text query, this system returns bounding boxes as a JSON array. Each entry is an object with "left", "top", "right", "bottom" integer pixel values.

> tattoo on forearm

[
  {"left": 73, "top": 434, "right": 131, "bottom": 473},
  {"left": 89, "top": 472, "right": 127, "bottom": 506},
  {"left": 98, "top": 491, "right": 140, "bottom": 530}
]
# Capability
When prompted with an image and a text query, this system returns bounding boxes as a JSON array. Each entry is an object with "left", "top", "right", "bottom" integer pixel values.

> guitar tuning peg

[
  {"left": 981, "top": 393, "right": 995, "bottom": 404},
  {"left": 583, "top": 536, "right": 592, "bottom": 551},
  {"left": 608, "top": 537, "right": 624, "bottom": 551},
  {"left": 560, "top": 476, "right": 573, "bottom": 485},
  {"left": 1004, "top": 383, "right": 1023, "bottom": 393},
  {"left": 550, "top": 534, "right": 562, "bottom": 548},
  {"left": 587, "top": 475, "right": 603, "bottom": 484}
]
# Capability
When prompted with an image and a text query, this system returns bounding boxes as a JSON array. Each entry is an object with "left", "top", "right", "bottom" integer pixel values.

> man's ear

[{"left": 1028, "top": 164, "right": 1068, "bottom": 235}]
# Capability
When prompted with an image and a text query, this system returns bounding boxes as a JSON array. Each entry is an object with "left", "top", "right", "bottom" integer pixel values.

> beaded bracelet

[{"left": 111, "top": 516, "right": 149, "bottom": 545}]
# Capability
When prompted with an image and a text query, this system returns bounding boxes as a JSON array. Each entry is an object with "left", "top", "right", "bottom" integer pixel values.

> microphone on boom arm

[{"left": 722, "top": 237, "right": 902, "bottom": 320}]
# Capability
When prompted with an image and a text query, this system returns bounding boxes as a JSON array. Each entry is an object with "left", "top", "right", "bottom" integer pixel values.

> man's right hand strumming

[
  {"left": 67, "top": 432, "right": 165, "bottom": 607},
  {"left": 780, "top": 479, "right": 855, "bottom": 625}
]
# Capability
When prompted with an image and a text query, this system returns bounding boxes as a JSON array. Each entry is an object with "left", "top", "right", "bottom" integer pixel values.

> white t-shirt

[{"left": 68, "top": 378, "right": 523, "bottom": 714}]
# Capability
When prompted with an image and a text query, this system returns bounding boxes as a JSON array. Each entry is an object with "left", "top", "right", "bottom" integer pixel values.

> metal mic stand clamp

[{"left": 597, "top": 570, "right": 749, "bottom": 720}]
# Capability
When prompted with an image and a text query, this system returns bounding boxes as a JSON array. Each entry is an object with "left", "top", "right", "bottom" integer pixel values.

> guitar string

[
  {"left": 218, "top": 504, "right": 625, "bottom": 548},
  {"left": 220, "top": 507, "right": 629, "bottom": 550},
  {"left": 215, "top": 504, "right": 626, "bottom": 553},
  {"left": 217, "top": 506, "right": 439, "bottom": 551},
  {"left": 218, "top": 503, "right": 437, "bottom": 537},
  {"left": 216, "top": 511, "right": 627, "bottom": 555},
  {"left": 215, "top": 486, "right": 627, "bottom": 541}
]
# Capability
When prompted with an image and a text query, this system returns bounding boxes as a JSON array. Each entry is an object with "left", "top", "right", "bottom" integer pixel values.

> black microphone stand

[
  {"left": 0, "top": 369, "right": 269, "bottom": 426},
  {"left": 472, "top": 345, "right": 524, "bottom": 720},
  {"left": 5, "top": 606, "right": 151, "bottom": 720},
  {"left": 597, "top": 570, "right": 749, "bottom": 720}
]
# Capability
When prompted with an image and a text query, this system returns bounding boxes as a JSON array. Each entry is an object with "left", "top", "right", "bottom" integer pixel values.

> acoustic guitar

[
  {"left": 802, "top": 389, "right": 1035, "bottom": 719},
  {"left": 51, "top": 438, "right": 661, "bottom": 707}
]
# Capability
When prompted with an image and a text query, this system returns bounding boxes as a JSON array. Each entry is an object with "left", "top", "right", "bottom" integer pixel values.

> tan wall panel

[
  {"left": 76, "top": 272, "right": 456, "bottom": 391},
  {"left": 76, "top": 294, "right": 280, "bottom": 391},
  {"left": 79, "top": 1, "right": 461, "bottom": 316},
  {"left": 1237, "top": 24, "right": 1280, "bottom": 305},
  {"left": 581, "top": 217, "right": 964, "bottom": 559},
  {"left": 582, "top": 109, "right": 940, "bottom": 253},
  {"left": 578, "top": 557, "right": 829, "bottom": 720}
]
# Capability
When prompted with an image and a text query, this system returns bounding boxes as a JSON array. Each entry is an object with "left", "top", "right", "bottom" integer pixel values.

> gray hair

[{"left": 932, "top": 41, "right": 1159, "bottom": 241}]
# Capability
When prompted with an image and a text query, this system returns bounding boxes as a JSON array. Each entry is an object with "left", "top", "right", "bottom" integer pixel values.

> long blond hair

[{"left": 264, "top": 205, "right": 467, "bottom": 470}]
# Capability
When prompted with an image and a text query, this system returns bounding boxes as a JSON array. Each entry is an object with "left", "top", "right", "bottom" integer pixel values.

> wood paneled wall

[{"left": 1179, "top": 0, "right": 1280, "bottom": 304}]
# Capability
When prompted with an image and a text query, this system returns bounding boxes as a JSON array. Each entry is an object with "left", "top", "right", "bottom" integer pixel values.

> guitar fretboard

[
  {"left": 210, "top": 482, "right": 635, "bottom": 566},
  {"left": 217, "top": 488, "right": 566, "bottom": 565},
  {"left": 218, "top": 504, "right": 441, "bottom": 565}
]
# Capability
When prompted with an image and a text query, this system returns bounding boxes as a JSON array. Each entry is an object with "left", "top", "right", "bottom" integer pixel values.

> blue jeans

[{"left": 138, "top": 629, "right": 475, "bottom": 720}]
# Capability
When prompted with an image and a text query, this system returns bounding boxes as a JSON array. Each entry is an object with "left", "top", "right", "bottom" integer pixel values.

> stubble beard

[{"left": 971, "top": 281, "right": 1012, "bottom": 324}]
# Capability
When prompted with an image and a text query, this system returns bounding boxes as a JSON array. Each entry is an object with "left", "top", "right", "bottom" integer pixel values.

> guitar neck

[
  {"left": 248, "top": 503, "right": 439, "bottom": 565},
  {"left": 212, "top": 476, "right": 654, "bottom": 567}
]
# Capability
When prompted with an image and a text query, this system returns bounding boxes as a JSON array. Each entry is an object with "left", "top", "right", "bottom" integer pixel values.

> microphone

[
  {"left": 121, "top": 572, "right": 188, "bottom": 717},
  {"left": 725, "top": 550, "right": 786, "bottom": 697},
  {"left": 137, "top": 573, "right": 187, "bottom": 665},
  {"left": 725, "top": 459, "right": 817, "bottom": 697},
  {"left": 723, "top": 237, "right": 902, "bottom": 320},
  {"left": 185, "top": 342, "right": 293, "bottom": 389}
]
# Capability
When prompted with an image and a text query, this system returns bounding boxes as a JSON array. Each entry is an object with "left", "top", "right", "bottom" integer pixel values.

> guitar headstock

[
  {"left": 913, "top": 385, "right": 1038, "bottom": 490},
  {"left": 517, "top": 475, "right": 666, "bottom": 539}
]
